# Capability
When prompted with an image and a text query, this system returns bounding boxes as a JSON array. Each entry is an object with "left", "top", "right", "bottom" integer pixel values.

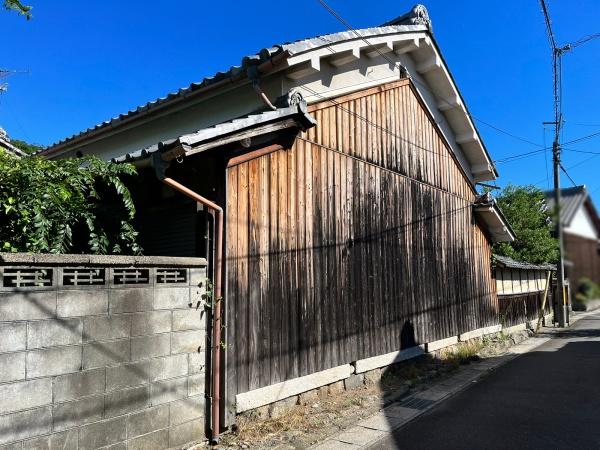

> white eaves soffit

[{"left": 278, "top": 30, "right": 496, "bottom": 183}]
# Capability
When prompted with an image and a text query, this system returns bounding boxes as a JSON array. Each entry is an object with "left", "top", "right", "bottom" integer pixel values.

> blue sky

[{"left": 1, "top": 0, "right": 599, "bottom": 201}]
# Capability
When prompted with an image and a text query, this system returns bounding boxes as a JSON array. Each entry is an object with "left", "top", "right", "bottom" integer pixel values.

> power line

[
  {"left": 562, "top": 130, "right": 600, "bottom": 146},
  {"left": 314, "top": 0, "right": 544, "bottom": 150},
  {"left": 562, "top": 32, "right": 600, "bottom": 52},
  {"left": 559, "top": 162, "right": 578, "bottom": 187},
  {"left": 562, "top": 148, "right": 600, "bottom": 156}
]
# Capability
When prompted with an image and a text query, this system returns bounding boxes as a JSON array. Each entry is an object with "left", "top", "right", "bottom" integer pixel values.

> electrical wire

[
  {"left": 314, "top": 0, "right": 544, "bottom": 150},
  {"left": 559, "top": 162, "right": 578, "bottom": 187}
]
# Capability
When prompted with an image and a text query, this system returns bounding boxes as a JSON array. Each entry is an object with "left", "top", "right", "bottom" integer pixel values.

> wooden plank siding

[{"left": 224, "top": 79, "right": 498, "bottom": 405}]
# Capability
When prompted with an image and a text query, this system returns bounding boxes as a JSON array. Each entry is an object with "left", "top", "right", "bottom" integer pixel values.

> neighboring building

[
  {"left": 37, "top": 5, "right": 514, "bottom": 437},
  {"left": 546, "top": 186, "right": 600, "bottom": 291},
  {"left": 0, "top": 127, "right": 26, "bottom": 157},
  {"left": 494, "top": 255, "right": 554, "bottom": 329}
]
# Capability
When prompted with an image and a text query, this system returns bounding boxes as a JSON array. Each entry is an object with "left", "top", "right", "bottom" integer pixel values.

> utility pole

[
  {"left": 552, "top": 138, "right": 567, "bottom": 326},
  {"left": 539, "top": 0, "right": 567, "bottom": 326}
]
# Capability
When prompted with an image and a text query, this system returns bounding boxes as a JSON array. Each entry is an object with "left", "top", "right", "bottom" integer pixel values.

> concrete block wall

[{"left": 0, "top": 254, "right": 208, "bottom": 449}]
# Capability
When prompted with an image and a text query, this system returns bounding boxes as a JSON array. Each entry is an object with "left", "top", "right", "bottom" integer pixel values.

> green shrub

[
  {"left": 578, "top": 277, "right": 600, "bottom": 301},
  {"left": 0, "top": 149, "right": 141, "bottom": 254}
]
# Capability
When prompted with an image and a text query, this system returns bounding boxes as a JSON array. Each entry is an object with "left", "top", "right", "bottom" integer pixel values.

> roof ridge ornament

[{"left": 382, "top": 4, "right": 432, "bottom": 31}]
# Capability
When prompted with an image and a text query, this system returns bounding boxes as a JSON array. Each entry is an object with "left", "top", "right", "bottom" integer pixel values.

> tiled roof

[
  {"left": 37, "top": 5, "right": 429, "bottom": 156},
  {"left": 494, "top": 254, "right": 556, "bottom": 271},
  {"left": 545, "top": 186, "right": 587, "bottom": 226}
]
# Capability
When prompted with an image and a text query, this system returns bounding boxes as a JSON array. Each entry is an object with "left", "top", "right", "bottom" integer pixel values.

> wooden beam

[
  {"left": 455, "top": 130, "right": 478, "bottom": 145},
  {"left": 437, "top": 95, "right": 462, "bottom": 112},
  {"left": 326, "top": 48, "right": 360, "bottom": 67},
  {"left": 227, "top": 144, "right": 284, "bottom": 168},
  {"left": 363, "top": 41, "right": 394, "bottom": 58},
  {"left": 184, "top": 119, "right": 299, "bottom": 158},
  {"left": 416, "top": 55, "right": 441, "bottom": 74},
  {"left": 394, "top": 38, "right": 420, "bottom": 55},
  {"left": 286, "top": 57, "right": 320, "bottom": 80}
]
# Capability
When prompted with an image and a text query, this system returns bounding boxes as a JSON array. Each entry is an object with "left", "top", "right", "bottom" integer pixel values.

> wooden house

[
  {"left": 546, "top": 186, "right": 600, "bottom": 291},
  {"left": 37, "top": 5, "right": 515, "bottom": 439}
]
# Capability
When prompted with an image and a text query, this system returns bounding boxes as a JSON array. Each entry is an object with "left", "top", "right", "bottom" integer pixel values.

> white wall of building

[{"left": 565, "top": 206, "right": 599, "bottom": 241}]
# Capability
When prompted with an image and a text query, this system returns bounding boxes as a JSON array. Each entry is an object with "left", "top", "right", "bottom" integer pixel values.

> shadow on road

[{"left": 375, "top": 314, "right": 600, "bottom": 449}]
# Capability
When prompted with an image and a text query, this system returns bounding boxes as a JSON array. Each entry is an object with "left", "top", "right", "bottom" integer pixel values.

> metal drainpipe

[{"left": 156, "top": 174, "right": 224, "bottom": 443}]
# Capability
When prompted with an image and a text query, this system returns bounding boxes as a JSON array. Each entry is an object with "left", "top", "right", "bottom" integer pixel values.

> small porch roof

[
  {"left": 111, "top": 100, "right": 316, "bottom": 164},
  {"left": 474, "top": 193, "right": 516, "bottom": 243}
]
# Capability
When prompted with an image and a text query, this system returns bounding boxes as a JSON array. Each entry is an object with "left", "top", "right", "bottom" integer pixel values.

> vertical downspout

[{"left": 154, "top": 159, "right": 223, "bottom": 443}]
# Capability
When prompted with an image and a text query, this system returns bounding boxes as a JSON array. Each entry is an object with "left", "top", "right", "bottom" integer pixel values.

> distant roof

[
  {"left": 545, "top": 185, "right": 598, "bottom": 227},
  {"left": 0, "top": 132, "right": 26, "bottom": 158},
  {"left": 37, "top": 6, "right": 429, "bottom": 157},
  {"left": 494, "top": 254, "right": 555, "bottom": 271}
]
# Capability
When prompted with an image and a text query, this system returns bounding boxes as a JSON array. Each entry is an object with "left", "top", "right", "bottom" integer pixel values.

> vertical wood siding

[{"left": 225, "top": 79, "right": 498, "bottom": 402}]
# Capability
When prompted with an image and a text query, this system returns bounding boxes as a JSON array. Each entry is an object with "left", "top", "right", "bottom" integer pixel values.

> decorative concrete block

[
  {"left": 0, "top": 322, "right": 26, "bottom": 353},
  {"left": 0, "top": 292, "right": 56, "bottom": 321},
  {"left": 26, "top": 346, "right": 81, "bottom": 378},
  {"left": 128, "top": 429, "right": 169, "bottom": 450},
  {"left": 109, "top": 288, "right": 153, "bottom": 313},
  {"left": 172, "top": 309, "right": 205, "bottom": 331},
  {"left": 130, "top": 311, "right": 171, "bottom": 336},
  {"left": 27, "top": 318, "right": 83, "bottom": 349},
  {"left": 188, "top": 374, "right": 205, "bottom": 397},
  {"left": 168, "top": 418, "right": 205, "bottom": 447},
  {"left": 0, "top": 352, "right": 25, "bottom": 383},
  {"left": 0, "top": 378, "right": 52, "bottom": 413},
  {"left": 24, "top": 429, "right": 78, "bottom": 450},
  {"left": 189, "top": 268, "right": 207, "bottom": 288},
  {"left": 0, "top": 407, "right": 52, "bottom": 445},
  {"left": 150, "top": 377, "right": 187, "bottom": 405},
  {"left": 52, "top": 395, "right": 104, "bottom": 431},
  {"left": 148, "top": 354, "right": 188, "bottom": 382},
  {"left": 104, "top": 385, "right": 149, "bottom": 418},
  {"left": 131, "top": 333, "right": 170, "bottom": 361},
  {"left": 126, "top": 404, "right": 169, "bottom": 438},
  {"left": 171, "top": 330, "right": 205, "bottom": 354},
  {"left": 153, "top": 287, "right": 189, "bottom": 310},
  {"left": 344, "top": 373, "right": 365, "bottom": 391},
  {"left": 83, "top": 315, "right": 131, "bottom": 343},
  {"left": 169, "top": 395, "right": 205, "bottom": 426},
  {"left": 78, "top": 417, "right": 126, "bottom": 450},
  {"left": 106, "top": 361, "right": 148, "bottom": 391},
  {"left": 57, "top": 290, "right": 108, "bottom": 317},
  {"left": 82, "top": 340, "right": 130, "bottom": 369},
  {"left": 53, "top": 368, "right": 106, "bottom": 402}
]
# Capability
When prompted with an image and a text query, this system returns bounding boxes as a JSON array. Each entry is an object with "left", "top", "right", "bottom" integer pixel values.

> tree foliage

[
  {"left": 0, "top": 149, "right": 142, "bottom": 255},
  {"left": 11, "top": 139, "right": 44, "bottom": 154},
  {"left": 3, "top": 0, "right": 31, "bottom": 19},
  {"left": 494, "top": 184, "right": 558, "bottom": 264}
]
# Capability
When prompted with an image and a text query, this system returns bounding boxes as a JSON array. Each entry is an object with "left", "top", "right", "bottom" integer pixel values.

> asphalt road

[{"left": 371, "top": 311, "right": 600, "bottom": 450}]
